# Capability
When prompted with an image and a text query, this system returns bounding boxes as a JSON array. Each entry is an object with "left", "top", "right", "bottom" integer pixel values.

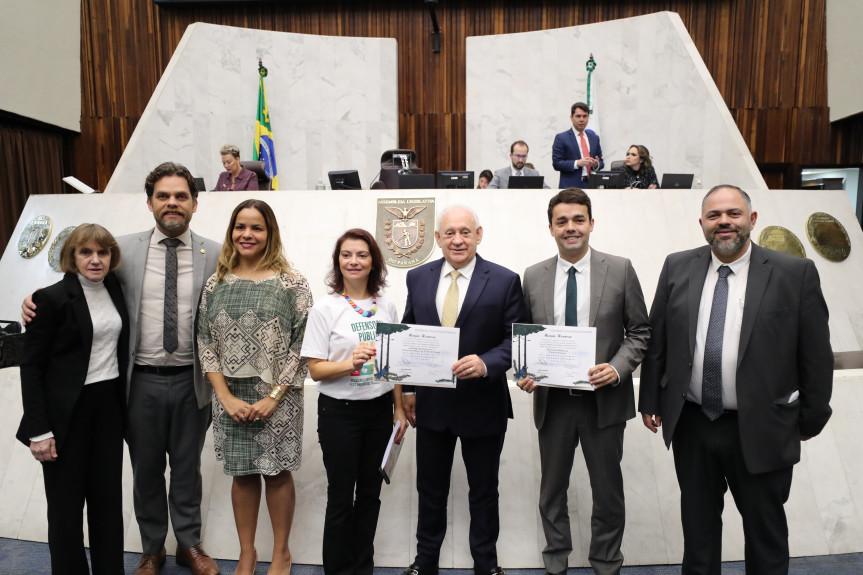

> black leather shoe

[
  {"left": 402, "top": 563, "right": 439, "bottom": 575},
  {"left": 544, "top": 571, "right": 566, "bottom": 575},
  {"left": 475, "top": 567, "right": 506, "bottom": 575}
]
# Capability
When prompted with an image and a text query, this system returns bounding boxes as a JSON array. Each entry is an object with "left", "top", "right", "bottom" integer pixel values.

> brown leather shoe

[
  {"left": 176, "top": 544, "right": 220, "bottom": 575},
  {"left": 134, "top": 548, "right": 166, "bottom": 575}
]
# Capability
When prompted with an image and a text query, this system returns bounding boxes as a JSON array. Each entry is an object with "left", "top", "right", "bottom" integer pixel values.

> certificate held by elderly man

[
  {"left": 512, "top": 323, "right": 597, "bottom": 391},
  {"left": 374, "top": 322, "right": 460, "bottom": 387}
]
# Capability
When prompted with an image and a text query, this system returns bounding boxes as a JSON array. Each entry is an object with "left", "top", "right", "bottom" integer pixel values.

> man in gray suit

[
  {"left": 518, "top": 188, "right": 650, "bottom": 575},
  {"left": 487, "top": 140, "right": 550, "bottom": 189},
  {"left": 25, "top": 162, "right": 221, "bottom": 575},
  {"left": 639, "top": 185, "right": 833, "bottom": 574}
]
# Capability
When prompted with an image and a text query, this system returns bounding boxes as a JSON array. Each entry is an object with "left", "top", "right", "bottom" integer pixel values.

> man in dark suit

[
  {"left": 518, "top": 189, "right": 649, "bottom": 575},
  {"left": 552, "top": 102, "right": 603, "bottom": 189},
  {"left": 487, "top": 140, "right": 550, "bottom": 189},
  {"left": 638, "top": 185, "right": 833, "bottom": 575},
  {"left": 400, "top": 205, "right": 528, "bottom": 575},
  {"left": 23, "top": 162, "right": 222, "bottom": 575}
]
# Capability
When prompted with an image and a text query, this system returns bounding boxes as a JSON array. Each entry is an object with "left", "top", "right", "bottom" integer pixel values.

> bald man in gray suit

[{"left": 518, "top": 188, "right": 650, "bottom": 575}]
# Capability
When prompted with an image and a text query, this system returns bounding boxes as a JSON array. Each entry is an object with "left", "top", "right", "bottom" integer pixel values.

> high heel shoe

[{"left": 234, "top": 547, "right": 257, "bottom": 575}]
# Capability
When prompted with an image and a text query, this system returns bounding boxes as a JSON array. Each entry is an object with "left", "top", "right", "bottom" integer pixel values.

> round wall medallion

[
  {"left": 806, "top": 212, "right": 851, "bottom": 262},
  {"left": 18, "top": 215, "right": 53, "bottom": 259},
  {"left": 757, "top": 226, "right": 806, "bottom": 258},
  {"left": 48, "top": 226, "right": 77, "bottom": 272}
]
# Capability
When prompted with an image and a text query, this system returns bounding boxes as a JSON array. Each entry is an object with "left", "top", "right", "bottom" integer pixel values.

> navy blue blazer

[
  {"left": 552, "top": 128, "right": 604, "bottom": 188},
  {"left": 402, "top": 255, "right": 528, "bottom": 437},
  {"left": 17, "top": 272, "right": 130, "bottom": 449}
]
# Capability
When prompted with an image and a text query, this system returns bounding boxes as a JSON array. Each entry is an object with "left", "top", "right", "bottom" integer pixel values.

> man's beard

[{"left": 708, "top": 226, "right": 748, "bottom": 257}]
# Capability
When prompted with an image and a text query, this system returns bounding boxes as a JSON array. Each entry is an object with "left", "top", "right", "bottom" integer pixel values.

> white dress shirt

[
  {"left": 435, "top": 256, "right": 477, "bottom": 321},
  {"left": 572, "top": 127, "right": 591, "bottom": 179},
  {"left": 136, "top": 228, "right": 195, "bottom": 366},
  {"left": 552, "top": 250, "right": 590, "bottom": 328},
  {"left": 688, "top": 243, "right": 752, "bottom": 410}
]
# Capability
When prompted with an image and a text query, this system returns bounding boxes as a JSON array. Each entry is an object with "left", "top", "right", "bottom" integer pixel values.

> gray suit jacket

[
  {"left": 522, "top": 250, "right": 650, "bottom": 429},
  {"left": 487, "top": 166, "right": 550, "bottom": 189},
  {"left": 116, "top": 228, "right": 221, "bottom": 408},
  {"left": 638, "top": 243, "right": 833, "bottom": 474}
]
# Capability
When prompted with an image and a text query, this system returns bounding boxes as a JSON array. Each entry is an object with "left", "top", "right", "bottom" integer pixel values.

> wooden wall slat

[{"left": 71, "top": 0, "right": 853, "bottom": 192}]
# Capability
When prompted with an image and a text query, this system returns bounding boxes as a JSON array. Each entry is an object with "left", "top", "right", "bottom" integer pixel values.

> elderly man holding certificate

[
  {"left": 518, "top": 188, "right": 650, "bottom": 575},
  {"left": 399, "top": 205, "right": 528, "bottom": 575}
]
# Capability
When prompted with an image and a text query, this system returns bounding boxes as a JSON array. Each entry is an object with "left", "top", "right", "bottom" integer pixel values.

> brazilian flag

[{"left": 254, "top": 64, "right": 278, "bottom": 189}]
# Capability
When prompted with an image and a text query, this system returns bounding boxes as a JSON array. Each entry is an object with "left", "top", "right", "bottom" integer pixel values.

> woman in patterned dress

[{"left": 198, "top": 199, "right": 312, "bottom": 575}]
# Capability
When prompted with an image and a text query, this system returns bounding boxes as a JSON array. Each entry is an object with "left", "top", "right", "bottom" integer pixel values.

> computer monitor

[
  {"left": 328, "top": 170, "right": 362, "bottom": 190},
  {"left": 588, "top": 171, "right": 624, "bottom": 189},
  {"left": 193, "top": 177, "right": 207, "bottom": 192},
  {"left": 437, "top": 171, "right": 475, "bottom": 189},
  {"left": 399, "top": 174, "right": 436, "bottom": 189},
  {"left": 507, "top": 176, "right": 544, "bottom": 189},
  {"left": 660, "top": 173, "right": 695, "bottom": 189}
]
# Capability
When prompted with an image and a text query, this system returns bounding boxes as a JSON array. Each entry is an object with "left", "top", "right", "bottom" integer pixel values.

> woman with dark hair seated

[
  {"left": 617, "top": 144, "right": 659, "bottom": 189},
  {"left": 17, "top": 223, "right": 129, "bottom": 574},
  {"left": 477, "top": 169, "right": 493, "bottom": 189},
  {"left": 216, "top": 144, "right": 260, "bottom": 191},
  {"left": 301, "top": 228, "right": 408, "bottom": 575}
]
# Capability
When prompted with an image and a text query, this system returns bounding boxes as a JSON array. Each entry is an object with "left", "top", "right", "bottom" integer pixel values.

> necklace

[{"left": 341, "top": 291, "right": 377, "bottom": 317}]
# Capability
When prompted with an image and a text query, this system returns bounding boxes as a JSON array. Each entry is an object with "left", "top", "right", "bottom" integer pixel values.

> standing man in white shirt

[
  {"left": 518, "top": 188, "right": 649, "bottom": 575},
  {"left": 552, "top": 102, "right": 603, "bottom": 188},
  {"left": 639, "top": 185, "right": 833, "bottom": 574}
]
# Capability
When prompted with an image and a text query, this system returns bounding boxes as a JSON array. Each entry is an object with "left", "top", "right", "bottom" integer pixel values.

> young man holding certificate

[
  {"left": 400, "top": 205, "right": 528, "bottom": 575},
  {"left": 518, "top": 188, "right": 650, "bottom": 575}
]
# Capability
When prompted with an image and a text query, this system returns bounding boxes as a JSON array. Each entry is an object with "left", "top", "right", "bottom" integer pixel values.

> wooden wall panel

[{"left": 71, "top": 0, "right": 837, "bottom": 191}]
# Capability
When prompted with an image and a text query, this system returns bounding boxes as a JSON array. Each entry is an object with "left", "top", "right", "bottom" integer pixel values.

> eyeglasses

[{"left": 512, "top": 154, "right": 528, "bottom": 160}]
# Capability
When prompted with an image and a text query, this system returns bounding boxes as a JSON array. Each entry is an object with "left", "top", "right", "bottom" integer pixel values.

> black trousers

[
  {"left": 42, "top": 378, "right": 124, "bottom": 575},
  {"left": 317, "top": 391, "right": 394, "bottom": 575},
  {"left": 414, "top": 426, "right": 506, "bottom": 572},
  {"left": 672, "top": 401, "right": 794, "bottom": 575}
]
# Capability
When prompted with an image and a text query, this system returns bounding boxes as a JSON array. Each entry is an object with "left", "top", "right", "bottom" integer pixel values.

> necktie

[
  {"left": 515, "top": 170, "right": 523, "bottom": 177},
  {"left": 441, "top": 270, "right": 461, "bottom": 327},
  {"left": 578, "top": 132, "right": 591, "bottom": 176},
  {"left": 702, "top": 265, "right": 732, "bottom": 420},
  {"left": 565, "top": 267, "right": 578, "bottom": 326},
  {"left": 162, "top": 237, "right": 182, "bottom": 354}
]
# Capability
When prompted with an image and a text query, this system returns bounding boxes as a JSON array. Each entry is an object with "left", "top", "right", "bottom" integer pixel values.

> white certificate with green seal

[
  {"left": 374, "top": 322, "right": 460, "bottom": 387},
  {"left": 512, "top": 323, "right": 597, "bottom": 390}
]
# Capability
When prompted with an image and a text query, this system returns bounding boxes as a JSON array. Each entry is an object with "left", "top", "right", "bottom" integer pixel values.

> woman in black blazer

[{"left": 17, "top": 223, "right": 130, "bottom": 575}]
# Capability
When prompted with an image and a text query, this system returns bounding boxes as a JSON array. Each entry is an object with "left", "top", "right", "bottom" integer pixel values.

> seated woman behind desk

[
  {"left": 216, "top": 144, "right": 260, "bottom": 191},
  {"left": 617, "top": 144, "right": 659, "bottom": 189},
  {"left": 17, "top": 223, "right": 129, "bottom": 574}
]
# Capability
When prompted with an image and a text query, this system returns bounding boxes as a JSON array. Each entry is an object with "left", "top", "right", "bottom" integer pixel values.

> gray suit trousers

[
  {"left": 126, "top": 368, "right": 211, "bottom": 553},
  {"left": 538, "top": 389, "right": 625, "bottom": 575}
]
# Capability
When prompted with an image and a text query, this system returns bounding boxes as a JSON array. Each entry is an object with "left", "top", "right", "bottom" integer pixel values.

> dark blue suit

[
  {"left": 552, "top": 128, "right": 603, "bottom": 188},
  {"left": 403, "top": 254, "right": 528, "bottom": 570}
]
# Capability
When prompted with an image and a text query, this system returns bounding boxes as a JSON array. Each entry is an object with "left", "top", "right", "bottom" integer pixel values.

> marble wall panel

[
  {"left": 105, "top": 23, "right": 398, "bottom": 193},
  {"left": 2, "top": 188, "right": 860, "bottom": 352},
  {"left": 466, "top": 12, "right": 765, "bottom": 191},
  {"left": 3, "top": 369, "right": 862, "bottom": 567}
]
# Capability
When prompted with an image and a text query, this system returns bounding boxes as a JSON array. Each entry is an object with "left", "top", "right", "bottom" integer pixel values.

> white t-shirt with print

[{"left": 300, "top": 292, "right": 399, "bottom": 400}]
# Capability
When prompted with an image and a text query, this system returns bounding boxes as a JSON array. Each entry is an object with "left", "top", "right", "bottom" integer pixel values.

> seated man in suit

[
  {"left": 552, "top": 102, "right": 603, "bottom": 188},
  {"left": 487, "top": 140, "right": 550, "bottom": 189},
  {"left": 518, "top": 188, "right": 650, "bottom": 575},
  {"left": 401, "top": 205, "right": 528, "bottom": 575},
  {"left": 639, "top": 185, "right": 833, "bottom": 574}
]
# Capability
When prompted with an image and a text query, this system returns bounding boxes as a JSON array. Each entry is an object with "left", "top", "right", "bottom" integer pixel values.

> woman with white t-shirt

[{"left": 301, "top": 228, "right": 408, "bottom": 575}]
